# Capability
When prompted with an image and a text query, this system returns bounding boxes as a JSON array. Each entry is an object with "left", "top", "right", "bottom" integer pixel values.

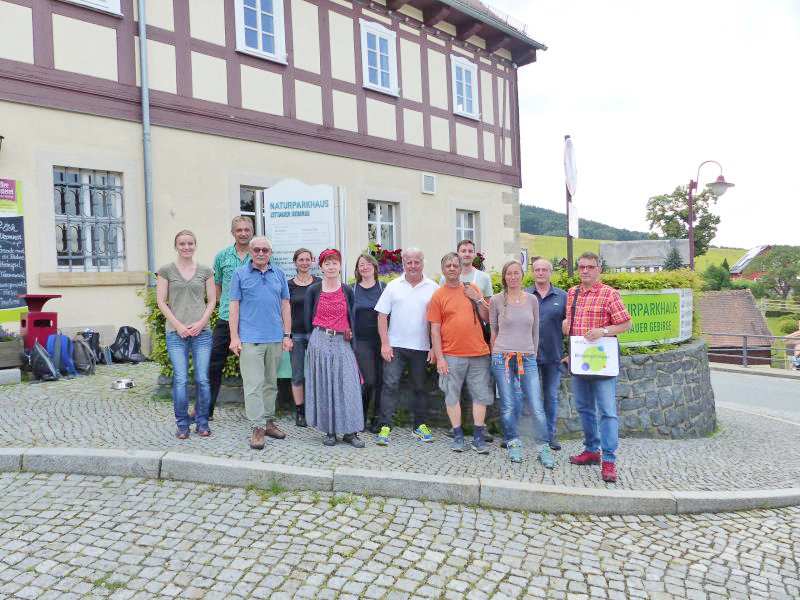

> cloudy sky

[{"left": 487, "top": 0, "right": 800, "bottom": 249}]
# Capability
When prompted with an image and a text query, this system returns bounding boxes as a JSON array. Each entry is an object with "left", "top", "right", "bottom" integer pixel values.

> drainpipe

[{"left": 137, "top": 0, "right": 156, "bottom": 286}]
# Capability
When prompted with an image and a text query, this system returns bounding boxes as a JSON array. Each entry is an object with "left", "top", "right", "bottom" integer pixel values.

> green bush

[
  {"left": 777, "top": 315, "right": 800, "bottom": 335},
  {"left": 491, "top": 268, "right": 701, "bottom": 294}
]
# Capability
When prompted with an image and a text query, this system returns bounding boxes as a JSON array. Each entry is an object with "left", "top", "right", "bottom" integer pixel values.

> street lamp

[{"left": 687, "top": 160, "right": 734, "bottom": 270}]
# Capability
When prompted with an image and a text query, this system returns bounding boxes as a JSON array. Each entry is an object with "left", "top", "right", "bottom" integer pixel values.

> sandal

[
  {"left": 175, "top": 427, "right": 190, "bottom": 439},
  {"left": 197, "top": 424, "right": 211, "bottom": 437}
]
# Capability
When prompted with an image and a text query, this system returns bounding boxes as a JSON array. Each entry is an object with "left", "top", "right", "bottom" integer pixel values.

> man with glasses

[
  {"left": 228, "top": 236, "right": 293, "bottom": 450},
  {"left": 563, "top": 252, "right": 631, "bottom": 483}
]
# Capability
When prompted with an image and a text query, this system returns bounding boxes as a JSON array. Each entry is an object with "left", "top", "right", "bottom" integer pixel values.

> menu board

[{"left": 0, "top": 180, "right": 26, "bottom": 322}]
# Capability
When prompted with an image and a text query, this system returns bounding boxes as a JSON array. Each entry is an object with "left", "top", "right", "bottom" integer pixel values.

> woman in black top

[
  {"left": 351, "top": 253, "right": 385, "bottom": 433},
  {"left": 287, "top": 248, "right": 320, "bottom": 427}
]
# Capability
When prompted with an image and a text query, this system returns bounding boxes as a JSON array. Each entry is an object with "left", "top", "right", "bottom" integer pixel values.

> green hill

[
  {"left": 521, "top": 204, "right": 650, "bottom": 240},
  {"left": 521, "top": 233, "right": 746, "bottom": 272}
]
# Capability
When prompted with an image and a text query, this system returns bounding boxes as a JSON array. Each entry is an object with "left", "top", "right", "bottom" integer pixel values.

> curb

[
  {"left": 710, "top": 363, "right": 800, "bottom": 381},
  {"left": 2, "top": 446, "right": 799, "bottom": 516}
]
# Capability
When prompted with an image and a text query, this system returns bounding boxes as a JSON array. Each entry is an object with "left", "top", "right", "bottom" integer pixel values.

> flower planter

[{"left": 0, "top": 339, "right": 23, "bottom": 369}]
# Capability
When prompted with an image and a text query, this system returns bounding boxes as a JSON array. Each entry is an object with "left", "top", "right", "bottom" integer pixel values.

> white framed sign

[{"left": 570, "top": 336, "right": 620, "bottom": 376}]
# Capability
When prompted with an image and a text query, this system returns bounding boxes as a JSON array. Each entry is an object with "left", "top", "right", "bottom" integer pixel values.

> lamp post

[{"left": 687, "top": 160, "right": 734, "bottom": 270}]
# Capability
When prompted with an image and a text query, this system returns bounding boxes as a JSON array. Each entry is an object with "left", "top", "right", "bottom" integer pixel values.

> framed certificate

[{"left": 569, "top": 336, "right": 620, "bottom": 377}]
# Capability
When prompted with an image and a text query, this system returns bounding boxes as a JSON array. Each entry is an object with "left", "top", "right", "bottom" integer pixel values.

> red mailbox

[{"left": 18, "top": 294, "right": 61, "bottom": 350}]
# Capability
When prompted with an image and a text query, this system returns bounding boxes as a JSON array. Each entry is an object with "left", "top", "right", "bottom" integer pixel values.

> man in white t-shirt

[
  {"left": 374, "top": 248, "right": 439, "bottom": 445},
  {"left": 439, "top": 239, "right": 493, "bottom": 299}
]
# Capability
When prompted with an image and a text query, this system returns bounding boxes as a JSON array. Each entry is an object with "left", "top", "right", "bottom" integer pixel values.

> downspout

[{"left": 137, "top": 0, "right": 156, "bottom": 286}]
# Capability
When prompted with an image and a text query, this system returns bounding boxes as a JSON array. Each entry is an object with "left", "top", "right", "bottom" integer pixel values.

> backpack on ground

[
  {"left": 110, "top": 326, "right": 143, "bottom": 363},
  {"left": 100, "top": 346, "right": 113, "bottom": 365},
  {"left": 78, "top": 329, "right": 101, "bottom": 359},
  {"left": 30, "top": 341, "right": 61, "bottom": 381},
  {"left": 72, "top": 336, "right": 97, "bottom": 375},
  {"left": 46, "top": 331, "right": 78, "bottom": 376}
]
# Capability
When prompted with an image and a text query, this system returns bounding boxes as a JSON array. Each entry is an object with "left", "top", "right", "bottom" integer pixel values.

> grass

[
  {"left": 245, "top": 479, "right": 286, "bottom": 501},
  {"left": 520, "top": 233, "right": 746, "bottom": 272}
]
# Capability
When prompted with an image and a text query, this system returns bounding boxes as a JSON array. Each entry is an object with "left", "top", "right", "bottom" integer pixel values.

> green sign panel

[{"left": 618, "top": 291, "right": 685, "bottom": 344}]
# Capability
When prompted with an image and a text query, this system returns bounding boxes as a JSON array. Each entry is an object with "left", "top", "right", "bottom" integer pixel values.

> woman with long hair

[
  {"left": 489, "top": 260, "right": 552, "bottom": 467},
  {"left": 304, "top": 249, "right": 365, "bottom": 447},
  {"left": 156, "top": 230, "right": 216, "bottom": 438},
  {"left": 287, "top": 248, "right": 320, "bottom": 427},
  {"left": 351, "top": 253, "right": 385, "bottom": 433}
]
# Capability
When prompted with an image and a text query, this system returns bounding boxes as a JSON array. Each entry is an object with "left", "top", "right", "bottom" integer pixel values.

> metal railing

[{"left": 701, "top": 332, "right": 800, "bottom": 369}]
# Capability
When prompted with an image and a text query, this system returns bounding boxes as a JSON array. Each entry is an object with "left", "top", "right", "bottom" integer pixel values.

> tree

[
  {"left": 744, "top": 245, "right": 800, "bottom": 300},
  {"left": 721, "top": 258, "right": 730, "bottom": 272},
  {"left": 663, "top": 246, "right": 683, "bottom": 271},
  {"left": 702, "top": 264, "right": 732, "bottom": 291},
  {"left": 646, "top": 185, "right": 721, "bottom": 257}
]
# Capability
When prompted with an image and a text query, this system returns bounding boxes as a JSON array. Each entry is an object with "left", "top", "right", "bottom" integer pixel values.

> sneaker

[
  {"left": 538, "top": 445, "right": 554, "bottom": 469},
  {"left": 412, "top": 424, "right": 434, "bottom": 442},
  {"left": 569, "top": 450, "right": 601, "bottom": 466},
  {"left": 342, "top": 433, "right": 365, "bottom": 448},
  {"left": 471, "top": 437, "right": 489, "bottom": 454},
  {"left": 323, "top": 434, "right": 337, "bottom": 446},
  {"left": 507, "top": 440, "right": 522, "bottom": 463},
  {"left": 375, "top": 426, "right": 391, "bottom": 445},
  {"left": 450, "top": 437, "right": 466, "bottom": 452},
  {"left": 602, "top": 461, "right": 618, "bottom": 483},
  {"left": 549, "top": 439, "right": 561, "bottom": 451},
  {"left": 175, "top": 427, "right": 190, "bottom": 440}
]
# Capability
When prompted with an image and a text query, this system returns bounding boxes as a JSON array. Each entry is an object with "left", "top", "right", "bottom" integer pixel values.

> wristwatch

[
  {"left": 602, "top": 328, "right": 609, "bottom": 335},
  {"left": 283, "top": 333, "right": 291, "bottom": 338}
]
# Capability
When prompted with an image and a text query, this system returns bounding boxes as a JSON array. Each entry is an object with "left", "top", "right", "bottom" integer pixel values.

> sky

[{"left": 487, "top": 0, "right": 800, "bottom": 249}]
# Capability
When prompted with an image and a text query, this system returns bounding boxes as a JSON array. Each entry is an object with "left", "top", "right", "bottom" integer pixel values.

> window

[
  {"left": 456, "top": 210, "right": 477, "bottom": 245},
  {"left": 367, "top": 201, "right": 396, "bottom": 249},
  {"left": 451, "top": 56, "right": 479, "bottom": 119},
  {"left": 359, "top": 19, "right": 399, "bottom": 96},
  {"left": 240, "top": 186, "right": 265, "bottom": 235},
  {"left": 53, "top": 167, "right": 125, "bottom": 272},
  {"left": 58, "top": 0, "right": 121, "bottom": 15},
  {"left": 235, "top": 0, "right": 287, "bottom": 64}
]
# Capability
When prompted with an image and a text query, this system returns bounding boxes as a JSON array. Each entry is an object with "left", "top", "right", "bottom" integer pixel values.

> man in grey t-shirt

[{"left": 439, "top": 239, "right": 493, "bottom": 299}]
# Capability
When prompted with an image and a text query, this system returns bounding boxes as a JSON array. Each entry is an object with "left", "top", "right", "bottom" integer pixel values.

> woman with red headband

[{"left": 303, "top": 249, "right": 365, "bottom": 447}]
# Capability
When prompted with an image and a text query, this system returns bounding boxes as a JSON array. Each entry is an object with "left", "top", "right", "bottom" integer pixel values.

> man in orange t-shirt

[{"left": 428, "top": 252, "right": 494, "bottom": 453}]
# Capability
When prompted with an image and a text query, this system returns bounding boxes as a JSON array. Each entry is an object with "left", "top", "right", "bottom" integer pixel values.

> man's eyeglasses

[
  {"left": 578, "top": 265, "right": 598, "bottom": 271},
  {"left": 251, "top": 247, "right": 272, "bottom": 254}
]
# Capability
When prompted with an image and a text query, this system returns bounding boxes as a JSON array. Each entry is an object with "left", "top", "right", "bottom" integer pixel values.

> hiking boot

[
  {"left": 196, "top": 424, "right": 211, "bottom": 437},
  {"left": 570, "top": 450, "right": 601, "bottom": 465},
  {"left": 323, "top": 434, "right": 337, "bottom": 446},
  {"left": 250, "top": 427, "right": 265, "bottom": 450},
  {"left": 175, "top": 427, "right": 190, "bottom": 440},
  {"left": 295, "top": 405, "right": 307, "bottom": 428},
  {"left": 507, "top": 440, "right": 522, "bottom": 463},
  {"left": 549, "top": 439, "right": 561, "bottom": 451},
  {"left": 450, "top": 437, "right": 466, "bottom": 452},
  {"left": 471, "top": 437, "right": 489, "bottom": 454},
  {"left": 265, "top": 420, "right": 285, "bottom": 439},
  {"left": 342, "top": 433, "right": 365, "bottom": 448},
  {"left": 602, "top": 461, "right": 618, "bottom": 483},
  {"left": 538, "top": 445, "right": 554, "bottom": 469},
  {"left": 375, "top": 426, "right": 391, "bottom": 445},
  {"left": 412, "top": 424, "right": 434, "bottom": 442}
]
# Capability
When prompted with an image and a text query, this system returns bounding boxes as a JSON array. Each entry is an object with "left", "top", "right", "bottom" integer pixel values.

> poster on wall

[
  {"left": 0, "top": 179, "right": 26, "bottom": 323},
  {"left": 262, "top": 179, "right": 336, "bottom": 278}
]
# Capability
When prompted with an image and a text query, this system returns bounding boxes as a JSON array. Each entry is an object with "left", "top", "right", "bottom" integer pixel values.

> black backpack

[
  {"left": 78, "top": 329, "right": 101, "bottom": 358},
  {"left": 30, "top": 341, "right": 60, "bottom": 381},
  {"left": 72, "top": 336, "right": 97, "bottom": 375},
  {"left": 109, "top": 326, "right": 144, "bottom": 363}
]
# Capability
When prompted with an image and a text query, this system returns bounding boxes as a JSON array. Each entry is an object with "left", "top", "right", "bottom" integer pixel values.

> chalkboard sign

[{"left": 0, "top": 216, "right": 27, "bottom": 310}]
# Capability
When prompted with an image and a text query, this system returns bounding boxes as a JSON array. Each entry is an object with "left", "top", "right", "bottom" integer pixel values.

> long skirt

[{"left": 304, "top": 328, "right": 364, "bottom": 435}]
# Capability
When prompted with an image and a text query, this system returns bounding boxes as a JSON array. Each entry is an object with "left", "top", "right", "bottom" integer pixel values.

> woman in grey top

[
  {"left": 489, "top": 260, "right": 552, "bottom": 468},
  {"left": 156, "top": 230, "right": 216, "bottom": 439}
]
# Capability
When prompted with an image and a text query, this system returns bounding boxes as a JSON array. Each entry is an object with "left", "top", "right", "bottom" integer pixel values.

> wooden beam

[
  {"left": 423, "top": 4, "right": 451, "bottom": 28},
  {"left": 514, "top": 47, "right": 538, "bottom": 66},
  {"left": 456, "top": 20, "right": 484, "bottom": 41},
  {"left": 485, "top": 34, "right": 511, "bottom": 53},
  {"left": 387, "top": 0, "right": 409, "bottom": 10}
]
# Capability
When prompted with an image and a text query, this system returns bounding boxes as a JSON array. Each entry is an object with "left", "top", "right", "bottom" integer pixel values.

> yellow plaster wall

[
  {"left": 329, "top": 11, "right": 356, "bottom": 83},
  {"left": 52, "top": 15, "right": 118, "bottom": 81},
  {"left": 0, "top": 1, "right": 33, "bottom": 64},
  {"left": 483, "top": 131, "right": 496, "bottom": 162},
  {"left": 427, "top": 49, "right": 448, "bottom": 110},
  {"left": 191, "top": 52, "right": 227, "bottom": 104},
  {"left": 480, "top": 70, "right": 494, "bottom": 125},
  {"left": 241, "top": 65, "right": 284, "bottom": 115},
  {"left": 332, "top": 90, "right": 358, "bottom": 132},
  {"left": 292, "top": 0, "right": 320, "bottom": 74},
  {"left": 189, "top": 0, "right": 226, "bottom": 45},
  {"left": 430, "top": 115, "right": 450, "bottom": 152},
  {"left": 402, "top": 109, "right": 424, "bottom": 146},
  {"left": 295, "top": 80, "right": 323, "bottom": 124},
  {"left": 456, "top": 123, "right": 478, "bottom": 159},
  {"left": 133, "top": 0, "right": 174, "bottom": 31},
  {"left": 366, "top": 98, "right": 397, "bottom": 140},
  {"left": 400, "top": 39, "right": 422, "bottom": 102},
  {"left": 135, "top": 38, "right": 177, "bottom": 94}
]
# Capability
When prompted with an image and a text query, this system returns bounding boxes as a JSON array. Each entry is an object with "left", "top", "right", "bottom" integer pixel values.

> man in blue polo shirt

[
  {"left": 526, "top": 257, "right": 567, "bottom": 451},
  {"left": 229, "top": 236, "right": 293, "bottom": 450}
]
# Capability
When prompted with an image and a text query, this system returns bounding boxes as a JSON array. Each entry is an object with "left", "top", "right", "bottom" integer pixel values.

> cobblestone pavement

[
  {"left": 1, "top": 472, "right": 798, "bottom": 600},
  {"left": 2, "top": 363, "right": 800, "bottom": 491}
]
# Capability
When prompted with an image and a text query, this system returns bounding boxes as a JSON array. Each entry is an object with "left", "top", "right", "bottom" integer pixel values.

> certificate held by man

[{"left": 569, "top": 336, "right": 619, "bottom": 377}]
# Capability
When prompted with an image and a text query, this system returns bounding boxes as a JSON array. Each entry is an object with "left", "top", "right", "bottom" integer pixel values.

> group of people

[{"left": 157, "top": 216, "right": 631, "bottom": 483}]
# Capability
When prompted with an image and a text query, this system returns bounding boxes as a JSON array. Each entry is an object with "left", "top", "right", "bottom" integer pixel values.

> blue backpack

[{"left": 46, "top": 331, "right": 79, "bottom": 376}]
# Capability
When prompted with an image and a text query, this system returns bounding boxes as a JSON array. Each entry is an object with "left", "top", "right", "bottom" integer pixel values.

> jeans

[
  {"left": 208, "top": 319, "right": 231, "bottom": 416},
  {"left": 166, "top": 330, "right": 212, "bottom": 429},
  {"left": 379, "top": 347, "right": 429, "bottom": 429},
  {"left": 491, "top": 353, "right": 547, "bottom": 445},
  {"left": 539, "top": 363, "right": 562, "bottom": 443},
  {"left": 571, "top": 375, "right": 619, "bottom": 463}
]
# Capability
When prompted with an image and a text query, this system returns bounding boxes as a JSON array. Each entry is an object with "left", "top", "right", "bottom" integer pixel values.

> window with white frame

[
  {"left": 456, "top": 210, "right": 478, "bottom": 246},
  {"left": 239, "top": 186, "right": 265, "bottom": 235},
  {"left": 235, "top": 0, "right": 287, "bottom": 63},
  {"left": 58, "top": 0, "right": 121, "bottom": 14},
  {"left": 367, "top": 201, "right": 397, "bottom": 249},
  {"left": 359, "top": 19, "right": 399, "bottom": 96},
  {"left": 53, "top": 167, "right": 125, "bottom": 272},
  {"left": 451, "top": 56, "right": 479, "bottom": 119}
]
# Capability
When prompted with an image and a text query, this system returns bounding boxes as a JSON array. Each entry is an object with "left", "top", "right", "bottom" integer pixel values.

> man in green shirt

[{"left": 209, "top": 216, "right": 253, "bottom": 417}]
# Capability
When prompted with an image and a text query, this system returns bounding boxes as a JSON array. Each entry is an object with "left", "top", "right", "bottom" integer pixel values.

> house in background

[
  {"left": 730, "top": 245, "right": 771, "bottom": 279},
  {"left": 0, "top": 0, "right": 545, "bottom": 333},
  {"left": 599, "top": 239, "right": 690, "bottom": 272},
  {"left": 697, "top": 289, "right": 773, "bottom": 366}
]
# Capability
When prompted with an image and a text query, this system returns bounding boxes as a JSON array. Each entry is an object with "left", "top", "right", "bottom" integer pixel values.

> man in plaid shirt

[{"left": 563, "top": 252, "right": 631, "bottom": 483}]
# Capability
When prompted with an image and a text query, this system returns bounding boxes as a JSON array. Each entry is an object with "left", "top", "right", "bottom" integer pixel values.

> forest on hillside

[{"left": 520, "top": 204, "right": 650, "bottom": 241}]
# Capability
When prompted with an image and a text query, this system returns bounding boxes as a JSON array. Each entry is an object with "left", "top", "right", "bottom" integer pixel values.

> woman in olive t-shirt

[{"left": 156, "top": 230, "right": 216, "bottom": 439}]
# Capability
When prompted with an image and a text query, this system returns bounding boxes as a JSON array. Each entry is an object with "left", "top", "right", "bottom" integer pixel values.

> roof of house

[
  {"left": 730, "top": 245, "right": 770, "bottom": 274},
  {"left": 697, "top": 289, "right": 773, "bottom": 347}
]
